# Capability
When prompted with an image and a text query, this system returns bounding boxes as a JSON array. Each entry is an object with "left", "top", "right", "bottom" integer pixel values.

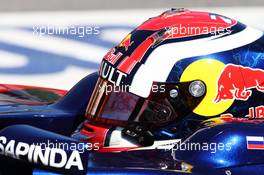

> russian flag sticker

[{"left": 247, "top": 136, "right": 264, "bottom": 150}]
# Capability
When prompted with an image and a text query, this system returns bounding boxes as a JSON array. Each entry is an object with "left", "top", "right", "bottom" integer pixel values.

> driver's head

[{"left": 84, "top": 9, "right": 264, "bottom": 145}]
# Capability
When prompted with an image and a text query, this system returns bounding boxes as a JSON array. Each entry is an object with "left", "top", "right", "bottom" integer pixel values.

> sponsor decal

[
  {"left": 246, "top": 106, "right": 264, "bottom": 119},
  {"left": 100, "top": 60, "right": 127, "bottom": 86},
  {"left": 247, "top": 136, "right": 264, "bottom": 150},
  {"left": 215, "top": 64, "right": 264, "bottom": 103},
  {"left": 0, "top": 136, "right": 84, "bottom": 170},
  {"left": 103, "top": 48, "right": 123, "bottom": 65},
  {"left": 118, "top": 33, "right": 134, "bottom": 51},
  {"left": 117, "top": 36, "right": 155, "bottom": 74},
  {"left": 117, "top": 29, "right": 167, "bottom": 74},
  {"left": 117, "top": 28, "right": 178, "bottom": 74}
]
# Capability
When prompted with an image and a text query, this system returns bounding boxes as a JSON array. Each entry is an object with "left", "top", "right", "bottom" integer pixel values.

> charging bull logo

[
  {"left": 118, "top": 34, "right": 134, "bottom": 51},
  {"left": 214, "top": 64, "right": 264, "bottom": 103}
]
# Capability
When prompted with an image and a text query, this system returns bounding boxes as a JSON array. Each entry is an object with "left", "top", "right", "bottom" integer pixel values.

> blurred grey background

[
  {"left": 0, "top": 0, "right": 263, "bottom": 90},
  {"left": 0, "top": 0, "right": 263, "bottom": 11}
]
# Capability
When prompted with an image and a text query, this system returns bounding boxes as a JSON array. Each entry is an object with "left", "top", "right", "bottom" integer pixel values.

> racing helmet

[{"left": 84, "top": 9, "right": 264, "bottom": 146}]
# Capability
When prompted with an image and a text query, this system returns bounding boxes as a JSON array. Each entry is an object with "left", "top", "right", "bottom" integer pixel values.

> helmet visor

[{"left": 86, "top": 77, "right": 205, "bottom": 131}]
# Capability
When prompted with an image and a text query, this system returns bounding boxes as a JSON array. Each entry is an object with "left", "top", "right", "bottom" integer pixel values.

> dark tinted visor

[{"left": 86, "top": 77, "right": 205, "bottom": 131}]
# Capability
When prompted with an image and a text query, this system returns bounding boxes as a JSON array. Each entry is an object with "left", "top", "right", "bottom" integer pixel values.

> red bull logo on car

[{"left": 215, "top": 64, "right": 264, "bottom": 103}]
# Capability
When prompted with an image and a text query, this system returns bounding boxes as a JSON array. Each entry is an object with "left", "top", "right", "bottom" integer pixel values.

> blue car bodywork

[{"left": 0, "top": 71, "right": 263, "bottom": 175}]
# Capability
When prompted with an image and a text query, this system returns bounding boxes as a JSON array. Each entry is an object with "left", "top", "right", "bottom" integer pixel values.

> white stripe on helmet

[{"left": 130, "top": 27, "right": 263, "bottom": 98}]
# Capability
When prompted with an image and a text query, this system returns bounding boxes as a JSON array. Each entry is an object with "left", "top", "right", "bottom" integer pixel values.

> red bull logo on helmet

[
  {"left": 215, "top": 64, "right": 264, "bottom": 103},
  {"left": 102, "top": 34, "right": 133, "bottom": 65},
  {"left": 118, "top": 33, "right": 134, "bottom": 51}
]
